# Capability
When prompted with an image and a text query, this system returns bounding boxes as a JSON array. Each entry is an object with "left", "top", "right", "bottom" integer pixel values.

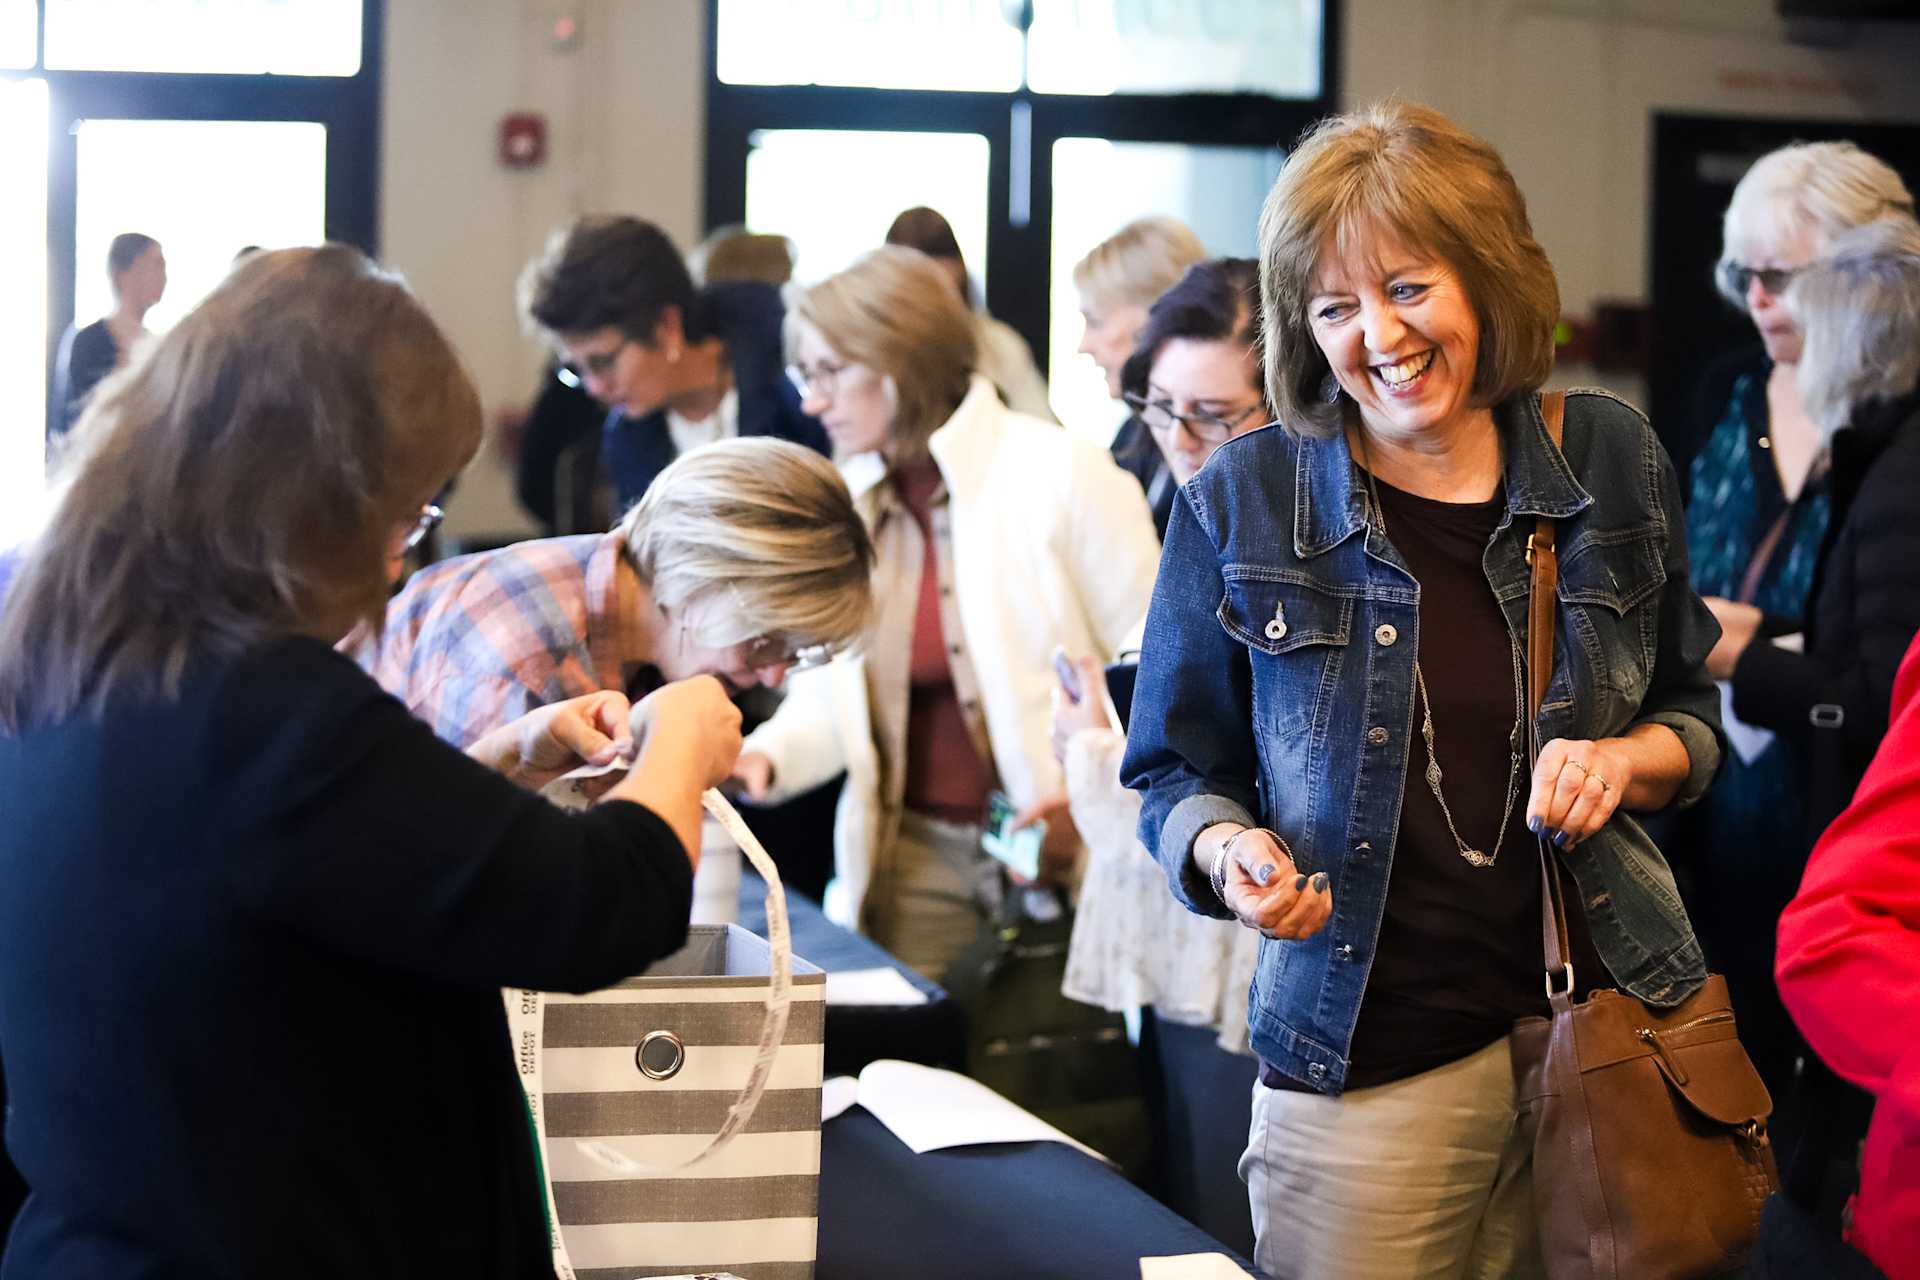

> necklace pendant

[{"left": 1460, "top": 847, "right": 1496, "bottom": 868}]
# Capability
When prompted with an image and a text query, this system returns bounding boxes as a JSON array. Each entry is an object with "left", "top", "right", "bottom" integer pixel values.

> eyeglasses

[
  {"left": 402, "top": 503, "right": 444, "bottom": 553},
  {"left": 739, "top": 634, "right": 836, "bottom": 673},
  {"left": 786, "top": 359, "right": 851, "bottom": 401},
  {"left": 1718, "top": 261, "right": 1803, "bottom": 298},
  {"left": 558, "top": 338, "right": 634, "bottom": 388},
  {"left": 1122, "top": 393, "right": 1265, "bottom": 445}
]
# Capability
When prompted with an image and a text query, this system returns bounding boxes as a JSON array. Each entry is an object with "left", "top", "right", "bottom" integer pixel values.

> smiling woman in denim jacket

[{"left": 1122, "top": 101, "right": 1725, "bottom": 1280}]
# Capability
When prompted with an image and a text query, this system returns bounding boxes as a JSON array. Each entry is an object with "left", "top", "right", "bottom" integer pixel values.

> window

[
  {"left": 12, "top": 0, "right": 380, "bottom": 450},
  {"left": 1027, "top": 0, "right": 1324, "bottom": 98},
  {"left": 44, "top": 0, "right": 361, "bottom": 75},
  {"left": 707, "top": 0, "right": 1335, "bottom": 439},
  {"left": 0, "top": 0, "right": 34, "bottom": 69},
  {"left": 746, "top": 129, "right": 991, "bottom": 284},
  {"left": 1, "top": 77, "right": 49, "bottom": 544},
  {"left": 73, "top": 120, "right": 328, "bottom": 332},
  {"left": 716, "top": 0, "right": 1021, "bottom": 92}
]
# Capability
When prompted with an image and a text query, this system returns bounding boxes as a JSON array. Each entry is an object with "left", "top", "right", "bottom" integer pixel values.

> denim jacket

[{"left": 1121, "top": 389, "right": 1724, "bottom": 1094}]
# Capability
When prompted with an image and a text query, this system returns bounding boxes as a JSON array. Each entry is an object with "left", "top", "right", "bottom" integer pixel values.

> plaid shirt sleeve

[{"left": 356, "top": 541, "right": 609, "bottom": 750}]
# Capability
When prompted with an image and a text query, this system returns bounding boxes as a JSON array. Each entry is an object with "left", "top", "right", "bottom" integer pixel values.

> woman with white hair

[
  {"left": 1716, "top": 212, "right": 1920, "bottom": 1254},
  {"left": 1677, "top": 141, "right": 1915, "bottom": 1157},
  {"left": 733, "top": 245, "right": 1160, "bottom": 981},
  {"left": 1714, "top": 212, "right": 1920, "bottom": 869}
]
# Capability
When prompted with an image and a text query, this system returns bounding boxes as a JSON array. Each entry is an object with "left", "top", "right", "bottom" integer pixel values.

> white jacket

[{"left": 743, "top": 376, "right": 1159, "bottom": 931}]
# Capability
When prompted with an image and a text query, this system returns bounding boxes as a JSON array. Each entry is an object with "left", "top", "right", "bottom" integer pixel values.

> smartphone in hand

[
  {"left": 981, "top": 789, "right": 1045, "bottom": 881},
  {"left": 1052, "top": 645, "right": 1083, "bottom": 704}
]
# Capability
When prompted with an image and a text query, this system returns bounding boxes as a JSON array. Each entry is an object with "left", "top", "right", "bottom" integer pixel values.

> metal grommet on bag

[{"left": 636, "top": 1029, "right": 686, "bottom": 1081}]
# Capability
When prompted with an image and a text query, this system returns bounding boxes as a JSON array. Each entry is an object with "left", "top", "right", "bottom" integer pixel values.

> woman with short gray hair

[
  {"left": 1710, "top": 213, "right": 1920, "bottom": 1226},
  {"left": 1679, "top": 143, "right": 1915, "bottom": 1162},
  {"left": 1714, "top": 214, "right": 1920, "bottom": 844}
]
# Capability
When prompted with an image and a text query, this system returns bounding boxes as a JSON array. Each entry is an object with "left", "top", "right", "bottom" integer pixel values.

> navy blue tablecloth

[
  {"left": 736, "top": 871, "right": 966, "bottom": 1077},
  {"left": 818, "top": 1106, "right": 1258, "bottom": 1278}
]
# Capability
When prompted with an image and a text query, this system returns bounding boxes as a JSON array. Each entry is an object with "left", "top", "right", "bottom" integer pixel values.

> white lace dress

[{"left": 1060, "top": 726, "right": 1260, "bottom": 1056}]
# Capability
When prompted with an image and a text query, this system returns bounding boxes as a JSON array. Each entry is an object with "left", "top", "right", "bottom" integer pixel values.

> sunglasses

[{"left": 1718, "top": 261, "right": 1802, "bottom": 298}]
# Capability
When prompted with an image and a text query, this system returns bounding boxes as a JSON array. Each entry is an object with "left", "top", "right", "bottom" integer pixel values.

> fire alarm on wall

[{"left": 499, "top": 113, "right": 547, "bottom": 169}]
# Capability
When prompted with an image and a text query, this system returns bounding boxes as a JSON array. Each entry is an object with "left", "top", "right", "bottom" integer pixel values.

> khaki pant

[
  {"left": 1241, "top": 1035, "right": 1544, "bottom": 1280},
  {"left": 867, "top": 809, "right": 993, "bottom": 984}
]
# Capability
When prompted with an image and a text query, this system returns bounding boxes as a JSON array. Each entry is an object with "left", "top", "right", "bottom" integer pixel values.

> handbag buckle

[{"left": 1543, "top": 962, "right": 1575, "bottom": 1000}]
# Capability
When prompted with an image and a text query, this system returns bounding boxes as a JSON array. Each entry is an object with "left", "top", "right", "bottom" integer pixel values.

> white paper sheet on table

[
  {"left": 852, "top": 1058, "right": 1113, "bottom": 1164},
  {"left": 1140, "top": 1254, "right": 1253, "bottom": 1278},
  {"left": 821, "top": 1075, "right": 859, "bottom": 1122},
  {"left": 1717, "top": 679, "right": 1775, "bottom": 766},
  {"left": 824, "top": 966, "right": 929, "bottom": 1006}
]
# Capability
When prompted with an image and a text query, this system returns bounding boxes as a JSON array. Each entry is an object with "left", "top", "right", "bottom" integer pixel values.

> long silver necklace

[{"left": 1357, "top": 435, "right": 1525, "bottom": 868}]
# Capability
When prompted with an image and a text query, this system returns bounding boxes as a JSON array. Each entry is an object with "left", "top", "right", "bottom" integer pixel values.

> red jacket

[{"left": 1778, "top": 630, "right": 1920, "bottom": 1279}]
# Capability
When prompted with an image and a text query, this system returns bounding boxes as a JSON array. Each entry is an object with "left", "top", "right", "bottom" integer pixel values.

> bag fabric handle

[
  {"left": 1526, "top": 390, "right": 1623, "bottom": 1277},
  {"left": 1527, "top": 391, "right": 1571, "bottom": 979}
]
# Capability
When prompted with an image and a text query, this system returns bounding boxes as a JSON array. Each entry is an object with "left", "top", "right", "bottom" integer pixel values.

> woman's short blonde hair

[
  {"left": 1258, "top": 99, "right": 1559, "bottom": 437},
  {"left": 1072, "top": 216, "right": 1207, "bottom": 313},
  {"left": 0, "top": 246, "right": 481, "bottom": 729},
  {"left": 1789, "top": 216, "right": 1920, "bottom": 438},
  {"left": 787, "top": 246, "right": 976, "bottom": 463},
  {"left": 1717, "top": 141, "right": 1917, "bottom": 310},
  {"left": 621, "top": 437, "right": 875, "bottom": 654}
]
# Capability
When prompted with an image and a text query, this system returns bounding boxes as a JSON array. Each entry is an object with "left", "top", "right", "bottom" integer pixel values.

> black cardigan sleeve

[
  {"left": 1731, "top": 432, "right": 1920, "bottom": 770},
  {"left": 218, "top": 641, "right": 693, "bottom": 995}
]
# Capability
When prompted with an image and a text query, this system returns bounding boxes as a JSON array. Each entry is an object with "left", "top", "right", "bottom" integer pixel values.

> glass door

[
  {"left": 0, "top": 75, "right": 48, "bottom": 545},
  {"left": 71, "top": 118, "right": 328, "bottom": 333}
]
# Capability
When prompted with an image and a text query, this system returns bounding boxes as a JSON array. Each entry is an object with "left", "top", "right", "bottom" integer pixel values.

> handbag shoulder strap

[{"left": 1528, "top": 392, "right": 1575, "bottom": 983}]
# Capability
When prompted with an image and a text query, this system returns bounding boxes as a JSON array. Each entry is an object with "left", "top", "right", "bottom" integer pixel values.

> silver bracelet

[
  {"left": 1208, "top": 840, "right": 1234, "bottom": 906},
  {"left": 1212, "top": 826, "right": 1289, "bottom": 906}
]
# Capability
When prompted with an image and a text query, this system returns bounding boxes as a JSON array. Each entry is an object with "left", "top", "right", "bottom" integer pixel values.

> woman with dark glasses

[{"left": 1675, "top": 140, "right": 1915, "bottom": 1166}]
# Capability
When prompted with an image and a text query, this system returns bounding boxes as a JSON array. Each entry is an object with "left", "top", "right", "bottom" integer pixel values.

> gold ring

[{"left": 1564, "top": 759, "right": 1589, "bottom": 777}]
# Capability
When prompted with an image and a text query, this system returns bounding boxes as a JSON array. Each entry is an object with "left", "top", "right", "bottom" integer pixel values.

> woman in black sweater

[
  {"left": 0, "top": 246, "right": 741, "bottom": 1279},
  {"left": 1708, "top": 216, "right": 1920, "bottom": 846}
]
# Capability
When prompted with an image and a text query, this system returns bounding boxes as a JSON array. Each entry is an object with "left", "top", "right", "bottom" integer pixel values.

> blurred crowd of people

[{"left": 4, "top": 99, "right": 1920, "bottom": 1280}]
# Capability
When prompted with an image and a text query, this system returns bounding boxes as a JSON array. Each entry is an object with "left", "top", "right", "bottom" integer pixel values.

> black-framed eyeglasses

[
  {"left": 402, "top": 504, "right": 444, "bottom": 553},
  {"left": 557, "top": 338, "right": 635, "bottom": 388},
  {"left": 1123, "top": 393, "right": 1264, "bottom": 444},
  {"left": 1718, "top": 261, "right": 1802, "bottom": 298},
  {"left": 786, "top": 359, "right": 850, "bottom": 400}
]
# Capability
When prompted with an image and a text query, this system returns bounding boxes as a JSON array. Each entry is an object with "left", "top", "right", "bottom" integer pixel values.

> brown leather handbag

[{"left": 1508, "top": 392, "right": 1780, "bottom": 1279}]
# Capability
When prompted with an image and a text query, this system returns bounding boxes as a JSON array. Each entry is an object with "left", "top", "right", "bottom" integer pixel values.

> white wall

[
  {"left": 1342, "top": 0, "right": 1920, "bottom": 401},
  {"left": 381, "top": 0, "right": 1920, "bottom": 535}
]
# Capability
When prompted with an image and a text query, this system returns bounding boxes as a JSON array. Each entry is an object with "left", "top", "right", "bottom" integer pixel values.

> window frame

[
  {"left": 703, "top": 0, "right": 1341, "bottom": 371},
  {"left": 2, "top": 0, "right": 383, "bottom": 442}
]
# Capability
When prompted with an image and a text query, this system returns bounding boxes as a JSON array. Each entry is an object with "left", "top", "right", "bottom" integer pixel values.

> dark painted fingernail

[
  {"left": 1311, "top": 872, "right": 1329, "bottom": 893},
  {"left": 1294, "top": 874, "right": 1309, "bottom": 891},
  {"left": 1552, "top": 830, "right": 1571, "bottom": 848},
  {"left": 1527, "top": 817, "right": 1544, "bottom": 837},
  {"left": 1254, "top": 863, "right": 1276, "bottom": 886}
]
